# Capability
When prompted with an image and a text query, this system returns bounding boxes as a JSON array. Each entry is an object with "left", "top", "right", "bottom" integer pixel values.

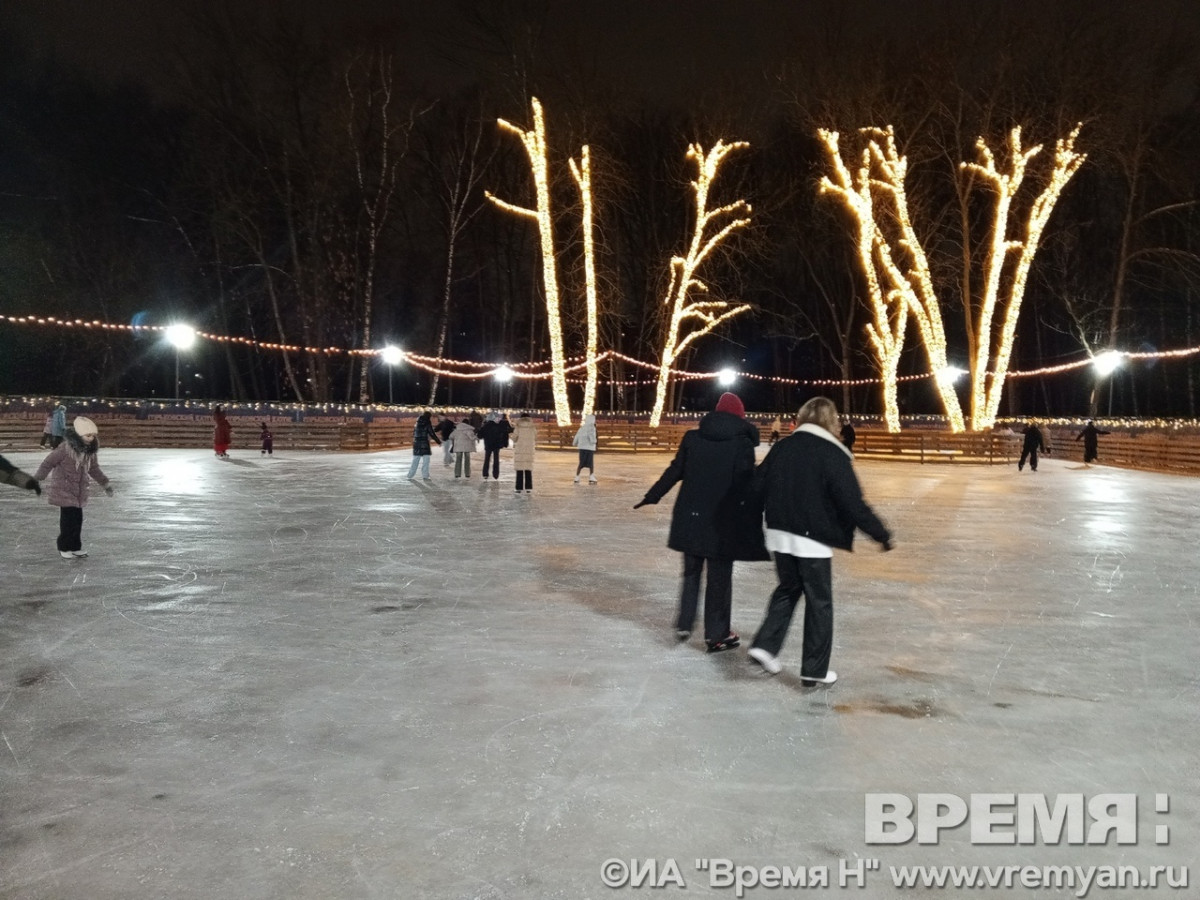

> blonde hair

[{"left": 796, "top": 397, "right": 839, "bottom": 434}]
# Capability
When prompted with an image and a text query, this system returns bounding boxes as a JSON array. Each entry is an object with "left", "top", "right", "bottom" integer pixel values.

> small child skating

[
  {"left": 33, "top": 416, "right": 112, "bottom": 559},
  {"left": 572, "top": 414, "right": 598, "bottom": 483},
  {"left": 260, "top": 422, "right": 274, "bottom": 456}
]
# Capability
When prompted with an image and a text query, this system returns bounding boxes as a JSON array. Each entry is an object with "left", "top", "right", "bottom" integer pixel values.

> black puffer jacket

[
  {"left": 758, "top": 424, "right": 890, "bottom": 551},
  {"left": 641, "top": 411, "right": 769, "bottom": 560}
]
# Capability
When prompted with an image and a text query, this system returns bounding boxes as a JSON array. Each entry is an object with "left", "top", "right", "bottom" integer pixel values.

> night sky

[{"left": 14, "top": 0, "right": 1200, "bottom": 105}]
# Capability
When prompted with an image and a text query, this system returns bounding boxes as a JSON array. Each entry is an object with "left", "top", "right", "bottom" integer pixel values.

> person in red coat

[{"left": 213, "top": 407, "right": 233, "bottom": 458}]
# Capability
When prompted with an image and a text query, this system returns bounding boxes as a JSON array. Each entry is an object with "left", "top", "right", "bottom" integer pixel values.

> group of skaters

[
  {"left": 211, "top": 406, "right": 273, "bottom": 458},
  {"left": 637, "top": 391, "right": 892, "bottom": 685},
  {"left": 1016, "top": 419, "right": 1111, "bottom": 472},
  {"left": 406, "top": 408, "right": 598, "bottom": 491}
]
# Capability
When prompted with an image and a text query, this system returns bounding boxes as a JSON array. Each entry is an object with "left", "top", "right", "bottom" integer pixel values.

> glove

[
  {"left": 12, "top": 472, "right": 41, "bottom": 495},
  {"left": 104, "top": 485, "right": 114, "bottom": 497},
  {"left": 881, "top": 539, "right": 894, "bottom": 552},
  {"left": 633, "top": 499, "right": 651, "bottom": 509}
]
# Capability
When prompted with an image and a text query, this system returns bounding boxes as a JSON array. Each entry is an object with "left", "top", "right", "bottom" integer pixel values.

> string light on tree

[
  {"left": 818, "top": 129, "right": 908, "bottom": 432},
  {"left": 569, "top": 145, "right": 601, "bottom": 421},
  {"left": 649, "top": 140, "right": 753, "bottom": 428},
  {"left": 486, "top": 98, "right": 573, "bottom": 426}
]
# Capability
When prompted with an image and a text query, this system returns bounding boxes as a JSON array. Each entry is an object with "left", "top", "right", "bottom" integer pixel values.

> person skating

[
  {"left": 572, "top": 414, "right": 598, "bottom": 483},
  {"left": 1018, "top": 422, "right": 1047, "bottom": 472},
  {"left": 49, "top": 403, "right": 67, "bottom": 448},
  {"left": 511, "top": 412, "right": 537, "bottom": 492},
  {"left": 1075, "top": 420, "right": 1110, "bottom": 465},
  {"left": 260, "top": 422, "right": 274, "bottom": 456},
  {"left": 0, "top": 454, "right": 42, "bottom": 495},
  {"left": 478, "top": 412, "right": 507, "bottom": 481},
  {"left": 32, "top": 417, "right": 113, "bottom": 559},
  {"left": 634, "top": 392, "right": 768, "bottom": 653},
  {"left": 436, "top": 416, "right": 457, "bottom": 467},
  {"left": 213, "top": 406, "right": 233, "bottom": 458},
  {"left": 450, "top": 417, "right": 477, "bottom": 478},
  {"left": 840, "top": 419, "right": 856, "bottom": 452},
  {"left": 407, "top": 411, "right": 441, "bottom": 480},
  {"left": 747, "top": 397, "right": 892, "bottom": 684},
  {"left": 39, "top": 405, "right": 55, "bottom": 448}
]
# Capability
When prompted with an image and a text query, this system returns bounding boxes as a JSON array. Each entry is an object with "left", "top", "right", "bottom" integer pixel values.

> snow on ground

[{"left": 1, "top": 445, "right": 1197, "bottom": 898}]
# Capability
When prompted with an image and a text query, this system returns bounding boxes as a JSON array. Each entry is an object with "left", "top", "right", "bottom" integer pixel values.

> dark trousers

[
  {"left": 515, "top": 469, "right": 533, "bottom": 491},
  {"left": 57, "top": 506, "right": 84, "bottom": 552},
  {"left": 1018, "top": 447, "right": 1040, "bottom": 471},
  {"left": 483, "top": 447, "right": 500, "bottom": 478},
  {"left": 676, "top": 553, "right": 734, "bottom": 644},
  {"left": 576, "top": 449, "right": 595, "bottom": 475},
  {"left": 752, "top": 553, "right": 834, "bottom": 679}
]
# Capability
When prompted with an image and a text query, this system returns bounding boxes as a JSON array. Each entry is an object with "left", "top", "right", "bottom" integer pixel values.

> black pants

[
  {"left": 576, "top": 449, "right": 595, "bottom": 475},
  {"left": 515, "top": 469, "right": 533, "bottom": 491},
  {"left": 677, "top": 553, "right": 734, "bottom": 644},
  {"left": 483, "top": 447, "right": 500, "bottom": 478},
  {"left": 57, "top": 506, "right": 84, "bottom": 552},
  {"left": 751, "top": 553, "right": 834, "bottom": 679},
  {"left": 1018, "top": 446, "right": 1040, "bottom": 470}
]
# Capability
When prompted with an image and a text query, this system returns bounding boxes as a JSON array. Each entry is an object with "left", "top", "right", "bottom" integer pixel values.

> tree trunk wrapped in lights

[
  {"left": 569, "top": 146, "right": 600, "bottom": 419},
  {"left": 963, "top": 126, "right": 1086, "bottom": 429},
  {"left": 486, "top": 98, "right": 573, "bottom": 426},
  {"left": 819, "top": 124, "right": 1084, "bottom": 432},
  {"left": 817, "top": 129, "right": 907, "bottom": 431},
  {"left": 648, "top": 140, "right": 753, "bottom": 428}
]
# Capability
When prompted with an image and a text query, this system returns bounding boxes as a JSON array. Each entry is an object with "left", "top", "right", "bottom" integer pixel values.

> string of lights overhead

[{"left": 2, "top": 313, "right": 1194, "bottom": 388}]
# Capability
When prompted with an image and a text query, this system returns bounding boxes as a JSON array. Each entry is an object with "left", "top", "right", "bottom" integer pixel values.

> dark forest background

[{"left": 3, "top": 0, "right": 1200, "bottom": 418}]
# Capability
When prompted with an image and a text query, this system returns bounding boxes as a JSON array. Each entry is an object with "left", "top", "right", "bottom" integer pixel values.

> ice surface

[{"left": 1, "top": 446, "right": 1197, "bottom": 898}]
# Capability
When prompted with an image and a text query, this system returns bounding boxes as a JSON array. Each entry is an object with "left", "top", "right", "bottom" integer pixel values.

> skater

[
  {"left": 572, "top": 414, "right": 598, "bottom": 483},
  {"left": 450, "top": 417, "right": 477, "bottom": 478},
  {"left": 512, "top": 412, "right": 537, "bottom": 492},
  {"left": 840, "top": 418, "right": 856, "bottom": 451},
  {"left": 39, "top": 405, "right": 55, "bottom": 447},
  {"left": 478, "top": 412, "right": 508, "bottom": 480},
  {"left": 260, "top": 422, "right": 274, "bottom": 456},
  {"left": 769, "top": 415, "right": 782, "bottom": 444},
  {"left": 747, "top": 397, "right": 892, "bottom": 684},
  {"left": 213, "top": 406, "right": 233, "bottom": 458},
  {"left": 437, "top": 415, "right": 457, "bottom": 467},
  {"left": 32, "top": 416, "right": 113, "bottom": 559},
  {"left": 0, "top": 454, "right": 41, "bottom": 495},
  {"left": 1075, "top": 420, "right": 1110, "bottom": 465},
  {"left": 1018, "top": 421, "right": 1047, "bottom": 472},
  {"left": 634, "top": 392, "right": 768, "bottom": 653},
  {"left": 49, "top": 402, "right": 67, "bottom": 448},
  {"left": 407, "top": 411, "right": 441, "bottom": 480}
]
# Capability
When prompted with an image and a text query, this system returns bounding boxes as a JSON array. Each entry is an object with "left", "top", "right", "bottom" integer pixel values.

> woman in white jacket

[{"left": 572, "top": 414, "right": 598, "bottom": 483}]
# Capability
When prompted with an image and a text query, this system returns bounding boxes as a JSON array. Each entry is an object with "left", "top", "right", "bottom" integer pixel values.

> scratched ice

[{"left": 1, "top": 446, "right": 1197, "bottom": 899}]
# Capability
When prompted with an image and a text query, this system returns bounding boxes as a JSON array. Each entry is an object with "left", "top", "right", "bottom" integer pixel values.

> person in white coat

[
  {"left": 511, "top": 413, "right": 537, "bottom": 493},
  {"left": 450, "top": 419, "right": 477, "bottom": 478},
  {"left": 572, "top": 414, "right": 598, "bottom": 483}
]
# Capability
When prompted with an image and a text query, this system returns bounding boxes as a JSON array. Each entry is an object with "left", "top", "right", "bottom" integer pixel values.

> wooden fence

[{"left": 4, "top": 413, "right": 1200, "bottom": 475}]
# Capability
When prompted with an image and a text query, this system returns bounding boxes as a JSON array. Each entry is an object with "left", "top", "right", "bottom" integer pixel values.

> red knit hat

[{"left": 714, "top": 392, "right": 745, "bottom": 418}]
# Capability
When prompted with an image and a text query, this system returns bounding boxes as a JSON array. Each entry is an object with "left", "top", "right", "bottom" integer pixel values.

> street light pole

[
  {"left": 380, "top": 345, "right": 405, "bottom": 405},
  {"left": 165, "top": 324, "right": 197, "bottom": 402}
]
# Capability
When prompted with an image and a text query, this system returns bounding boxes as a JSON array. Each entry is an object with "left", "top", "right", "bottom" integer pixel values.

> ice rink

[{"left": 1, "top": 443, "right": 1197, "bottom": 899}]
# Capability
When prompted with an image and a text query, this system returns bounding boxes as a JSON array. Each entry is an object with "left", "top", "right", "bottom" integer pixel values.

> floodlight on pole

[
  {"left": 717, "top": 368, "right": 737, "bottom": 387},
  {"left": 1092, "top": 351, "right": 1123, "bottom": 377},
  {"left": 380, "top": 345, "right": 404, "bottom": 404},
  {"left": 165, "top": 324, "right": 197, "bottom": 400}
]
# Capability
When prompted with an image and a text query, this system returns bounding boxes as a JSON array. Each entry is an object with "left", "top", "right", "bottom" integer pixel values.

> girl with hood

[
  {"left": 572, "top": 414, "right": 598, "bottom": 483},
  {"left": 213, "top": 406, "right": 233, "bottom": 458},
  {"left": 634, "top": 392, "right": 768, "bottom": 652},
  {"left": 450, "top": 417, "right": 477, "bottom": 478},
  {"left": 33, "top": 416, "right": 113, "bottom": 559}
]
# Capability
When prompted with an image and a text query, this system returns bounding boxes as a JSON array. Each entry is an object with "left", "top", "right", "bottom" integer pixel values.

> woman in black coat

[
  {"left": 635, "top": 393, "right": 768, "bottom": 652},
  {"left": 747, "top": 397, "right": 892, "bottom": 685}
]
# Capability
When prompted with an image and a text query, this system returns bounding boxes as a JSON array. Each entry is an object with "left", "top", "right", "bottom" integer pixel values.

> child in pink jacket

[{"left": 33, "top": 416, "right": 112, "bottom": 559}]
